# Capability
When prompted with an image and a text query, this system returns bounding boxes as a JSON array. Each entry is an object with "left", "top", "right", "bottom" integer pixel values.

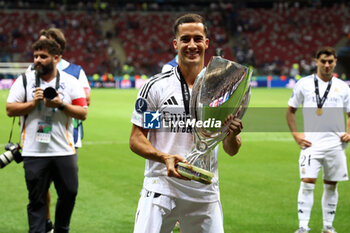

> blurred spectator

[{"left": 290, "top": 63, "right": 300, "bottom": 78}]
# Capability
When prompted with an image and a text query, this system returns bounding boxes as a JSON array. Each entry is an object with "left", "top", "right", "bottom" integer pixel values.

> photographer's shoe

[
  {"left": 295, "top": 227, "right": 309, "bottom": 233},
  {"left": 322, "top": 226, "right": 337, "bottom": 233},
  {"left": 46, "top": 219, "right": 53, "bottom": 233}
]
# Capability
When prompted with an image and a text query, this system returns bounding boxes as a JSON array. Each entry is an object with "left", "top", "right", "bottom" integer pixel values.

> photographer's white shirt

[
  {"left": 27, "top": 59, "right": 90, "bottom": 148},
  {"left": 7, "top": 70, "right": 87, "bottom": 157}
]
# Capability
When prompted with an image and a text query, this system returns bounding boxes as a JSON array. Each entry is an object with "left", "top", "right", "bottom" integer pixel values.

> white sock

[
  {"left": 297, "top": 182, "right": 315, "bottom": 229},
  {"left": 322, "top": 183, "right": 338, "bottom": 228}
]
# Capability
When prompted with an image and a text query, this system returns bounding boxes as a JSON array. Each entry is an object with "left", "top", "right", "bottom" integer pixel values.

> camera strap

[
  {"left": 35, "top": 70, "right": 60, "bottom": 90},
  {"left": 8, "top": 117, "right": 16, "bottom": 143},
  {"left": 21, "top": 72, "right": 28, "bottom": 137}
]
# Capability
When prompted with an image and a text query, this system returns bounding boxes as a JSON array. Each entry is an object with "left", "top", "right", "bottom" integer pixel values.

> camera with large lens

[
  {"left": 43, "top": 87, "right": 58, "bottom": 100},
  {"left": 0, "top": 142, "right": 22, "bottom": 168}
]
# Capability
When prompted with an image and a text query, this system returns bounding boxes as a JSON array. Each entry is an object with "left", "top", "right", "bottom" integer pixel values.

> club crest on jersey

[
  {"left": 135, "top": 98, "right": 148, "bottom": 113},
  {"left": 143, "top": 111, "right": 161, "bottom": 129}
]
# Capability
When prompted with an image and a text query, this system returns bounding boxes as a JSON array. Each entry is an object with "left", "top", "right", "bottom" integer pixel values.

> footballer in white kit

[
  {"left": 287, "top": 46, "right": 350, "bottom": 233},
  {"left": 131, "top": 67, "right": 220, "bottom": 202},
  {"left": 129, "top": 14, "right": 243, "bottom": 233},
  {"left": 288, "top": 73, "right": 350, "bottom": 181},
  {"left": 131, "top": 67, "right": 223, "bottom": 233}
]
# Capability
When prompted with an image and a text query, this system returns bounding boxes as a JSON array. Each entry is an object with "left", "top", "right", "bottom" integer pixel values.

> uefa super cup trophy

[{"left": 176, "top": 56, "right": 252, "bottom": 184}]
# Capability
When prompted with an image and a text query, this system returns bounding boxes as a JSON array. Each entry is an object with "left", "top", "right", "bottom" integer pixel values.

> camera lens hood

[{"left": 44, "top": 87, "right": 58, "bottom": 100}]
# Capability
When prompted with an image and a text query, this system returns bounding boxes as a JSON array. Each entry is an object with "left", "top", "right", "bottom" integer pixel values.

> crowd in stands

[
  {"left": 0, "top": 10, "right": 108, "bottom": 76},
  {"left": 0, "top": 8, "right": 234, "bottom": 77},
  {"left": 230, "top": 1, "right": 350, "bottom": 77},
  {"left": 0, "top": 1, "right": 350, "bottom": 79},
  {"left": 112, "top": 11, "right": 234, "bottom": 75}
]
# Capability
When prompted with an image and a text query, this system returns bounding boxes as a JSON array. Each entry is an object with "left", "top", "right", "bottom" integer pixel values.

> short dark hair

[
  {"left": 32, "top": 39, "right": 61, "bottom": 56},
  {"left": 315, "top": 46, "right": 337, "bottom": 59},
  {"left": 173, "top": 13, "right": 208, "bottom": 37},
  {"left": 39, "top": 28, "right": 66, "bottom": 55}
]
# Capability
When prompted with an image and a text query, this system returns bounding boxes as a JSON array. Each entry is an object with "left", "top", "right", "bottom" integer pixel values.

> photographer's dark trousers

[{"left": 23, "top": 155, "right": 78, "bottom": 233}]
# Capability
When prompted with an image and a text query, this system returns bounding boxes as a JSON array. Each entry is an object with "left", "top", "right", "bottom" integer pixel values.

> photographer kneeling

[{"left": 6, "top": 39, "right": 88, "bottom": 233}]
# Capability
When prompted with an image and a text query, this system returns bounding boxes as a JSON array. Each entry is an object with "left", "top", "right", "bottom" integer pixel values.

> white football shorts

[
  {"left": 133, "top": 188, "right": 224, "bottom": 233},
  {"left": 299, "top": 148, "right": 348, "bottom": 181}
]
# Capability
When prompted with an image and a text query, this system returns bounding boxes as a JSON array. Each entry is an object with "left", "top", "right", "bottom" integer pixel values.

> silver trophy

[{"left": 176, "top": 56, "right": 252, "bottom": 184}]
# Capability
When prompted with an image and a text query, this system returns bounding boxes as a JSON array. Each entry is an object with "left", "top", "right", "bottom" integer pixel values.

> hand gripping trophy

[{"left": 176, "top": 56, "right": 252, "bottom": 184}]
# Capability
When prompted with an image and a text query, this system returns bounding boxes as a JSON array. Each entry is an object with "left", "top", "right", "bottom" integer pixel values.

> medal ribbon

[
  {"left": 177, "top": 66, "right": 190, "bottom": 116},
  {"left": 314, "top": 74, "right": 332, "bottom": 110}
]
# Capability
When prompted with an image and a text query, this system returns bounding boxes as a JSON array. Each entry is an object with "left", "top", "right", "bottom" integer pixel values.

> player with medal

[
  {"left": 314, "top": 73, "right": 332, "bottom": 116},
  {"left": 287, "top": 46, "right": 350, "bottom": 233},
  {"left": 130, "top": 14, "right": 243, "bottom": 233}
]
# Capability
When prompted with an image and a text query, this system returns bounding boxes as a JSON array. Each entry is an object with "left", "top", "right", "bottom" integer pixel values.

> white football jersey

[
  {"left": 7, "top": 70, "right": 88, "bottom": 156},
  {"left": 288, "top": 74, "right": 350, "bottom": 151},
  {"left": 131, "top": 67, "right": 220, "bottom": 203}
]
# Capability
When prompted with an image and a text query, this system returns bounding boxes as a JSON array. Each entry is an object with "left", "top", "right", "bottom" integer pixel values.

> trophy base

[{"left": 176, "top": 162, "right": 214, "bottom": 185}]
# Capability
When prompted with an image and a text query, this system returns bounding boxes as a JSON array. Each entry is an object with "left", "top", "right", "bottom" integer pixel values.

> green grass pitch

[{"left": 0, "top": 88, "right": 349, "bottom": 233}]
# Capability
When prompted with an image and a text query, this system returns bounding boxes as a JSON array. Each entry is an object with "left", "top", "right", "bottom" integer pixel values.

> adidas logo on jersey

[{"left": 164, "top": 96, "right": 178, "bottom": 105}]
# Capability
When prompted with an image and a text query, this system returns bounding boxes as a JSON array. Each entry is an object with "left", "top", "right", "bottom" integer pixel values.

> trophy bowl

[{"left": 176, "top": 56, "right": 252, "bottom": 184}]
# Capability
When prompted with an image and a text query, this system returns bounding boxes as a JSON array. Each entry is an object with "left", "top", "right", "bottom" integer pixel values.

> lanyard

[
  {"left": 314, "top": 74, "right": 332, "bottom": 109},
  {"left": 177, "top": 66, "right": 190, "bottom": 116}
]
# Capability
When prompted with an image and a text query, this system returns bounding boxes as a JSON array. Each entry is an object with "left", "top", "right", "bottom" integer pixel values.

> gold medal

[
  {"left": 316, "top": 108, "right": 323, "bottom": 116},
  {"left": 314, "top": 74, "right": 331, "bottom": 117}
]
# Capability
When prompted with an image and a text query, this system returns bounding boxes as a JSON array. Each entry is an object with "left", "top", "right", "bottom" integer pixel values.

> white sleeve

[
  {"left": 288, "top": 80, "right": 304, "bottom": 108},
  {"left": 7, "top": 75, "right": 25, "bottom": 103},
  {"left": 131, "top": 79, "right": 158, "bottom": 127},
  {"left": 69, "top": 77, "right": 87, "bottom": 107},
  {"left": 343, "top": 84, "right": 350, "bottom": 113},
  {"left": 78, "top": 69, "right": 91, "bottom": 92},
  {"left": 161, "top": 64, "right": 172, "bottom": 73}
]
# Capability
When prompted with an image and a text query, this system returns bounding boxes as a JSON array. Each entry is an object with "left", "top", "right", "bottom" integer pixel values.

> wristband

[{"left": 58, "top": 102, "right": 65, "bottom": 111}]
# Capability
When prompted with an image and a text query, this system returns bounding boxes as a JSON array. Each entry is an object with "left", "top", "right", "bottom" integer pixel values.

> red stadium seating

[
  {"left": 1, "top": 11, "right": 233, "bottom": 76},
  {"left": 0, "top": 11, "right": 107, "bottom": 75},
  {"left": 237, "top": 6, "right": 349, "bottom": 68},
  {"left": 112, "top": 12, "right": 234, "bottom": 75},
  {"left": 8, "top": 6, "right": 349, "bottom": 77}
]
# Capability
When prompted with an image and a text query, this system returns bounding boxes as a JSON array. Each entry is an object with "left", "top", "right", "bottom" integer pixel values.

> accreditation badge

[{"left": 35, "top": 121, "right": 53, "bottom": 143}]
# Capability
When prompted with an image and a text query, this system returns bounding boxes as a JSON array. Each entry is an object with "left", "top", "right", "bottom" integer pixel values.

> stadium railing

[{"left": 0, "top": 62, "right": 31, "bottom": 75}]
